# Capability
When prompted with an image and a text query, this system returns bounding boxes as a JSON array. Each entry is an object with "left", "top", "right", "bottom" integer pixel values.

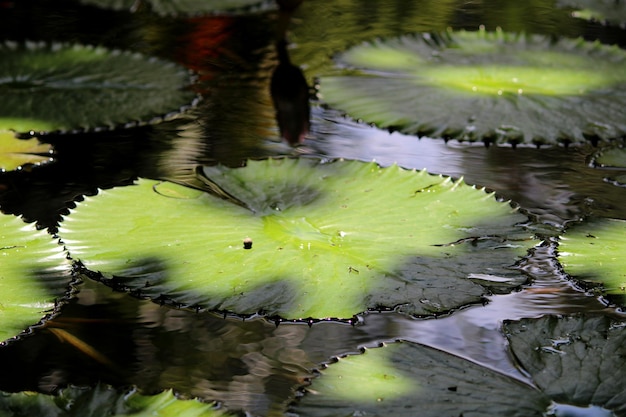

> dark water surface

[{"left": 1, "top": 0, "right": 625, "bottom": 416}]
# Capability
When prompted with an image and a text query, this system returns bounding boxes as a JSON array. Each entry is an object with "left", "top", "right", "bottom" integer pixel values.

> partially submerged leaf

[
  {"left": 58, "top": 158, "right": 533, "bottom": 320},
  {"left": 0, "top": 385, "right": 233, "bottom": 417},
  {"left": 0, "top": 41, "right": 198, "bottom": 135},
  {"left": 0, "top": 215, "right": 71, "bottom": 344},
  {"left": 319, "top": 29, "right": 626, "bottom": 145},
  {"left": 504, "top": 314, "right": 626, "bottom": 416},
  {"left": 558, "top": 218, "right": 626, "bottom": 304},
  {"left": 291, "top": 341, "right": 551, "bottom": 417},
  {"left": 0, "top": 131, "right": 53, "bottom": 172},
  {"left": 293, "top": 314, "right": 626, "bottom": 417}
]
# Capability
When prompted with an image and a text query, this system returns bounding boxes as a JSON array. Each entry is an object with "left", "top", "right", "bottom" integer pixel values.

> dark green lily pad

[
  {"left": 58, "top": 158, "right": 533, "bottom": 320},
  {"left": 76, "top": 0, "right": 271, "bottom": 15},
  {"left": 0, "top": 215, "right": 71, "bottom": 345},
  {"left": 0, "top": 131, "right": 53, "bottom": 172},
  {"left": 505, "top": 314, "right": 626, "bottom": 416},
  {"left": 557, "top": 0, "right": 626, "bottom": 26},
  {"left": 292, "top": 314, "right": 625, "bottom": 417},
  {"left": 0, "top": 385, "right": 233, "bottom": 417},
  {"left": 590, "top": 144, "right": 626, "bottom": 168},
  {"left": 291, "top": 341, "right": 551, "bottom": 417},
  {"left": 558, "top": 218, "right": 626, "bottom": 304},
  {"left": 318, "top": 29, "right": 626, "bottom": 146},
  {"left": 0, "top": 41, "right": 198, "bottom": 135}
]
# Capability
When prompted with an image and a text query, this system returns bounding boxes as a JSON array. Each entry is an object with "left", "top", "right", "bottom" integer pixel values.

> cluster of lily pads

[{"left": 1, "top": 0, "right": 626, "bottom": 416}]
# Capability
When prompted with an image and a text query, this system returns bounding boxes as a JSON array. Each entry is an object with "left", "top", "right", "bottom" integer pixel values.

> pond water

[{"left": 0, "top": 1, "right": 625, "bottom": 416}]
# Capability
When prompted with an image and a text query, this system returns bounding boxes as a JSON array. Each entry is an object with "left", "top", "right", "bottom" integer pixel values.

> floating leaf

[
  {"left": 76, "top": 0, "right": 271, "bottom": 15},
  {"left": 590, "top": 144, "right": 626, "bottom": 168},
  {"left": 558, "top": 218, "right": 626, "bottom": 304},
  {"left": 0, "top": 131, "right": 53, "bottom": 172},
  {"left": 59, "top": 158, "right": 533, "bottom": 320},
  {"left": 318, "top": 29, "right": 626, "bottom": 145},
  {"left": 0, "top": 41, "right": 198, "bottom": 135},
  {"left": 293, "top": 315, "right": 626, "bottom": 416},
  {"left": 291, "top": 341, "right": 551, "bottom": 417},
  {"left": 505, "top": 314, "right": 626, "bottom": 416},
  {"left": 0, "top": 215, "right": 71, "bottom": 344},
  {"left": 557, "top": 0, "right": 626, "bottom": 26},
  {"left": 0, "top": 385, "right": 233, "bottom": 417}
]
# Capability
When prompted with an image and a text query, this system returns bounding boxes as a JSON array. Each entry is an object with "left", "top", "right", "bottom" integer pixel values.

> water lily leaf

[
  {"left": 76, "top": 0, "right": 270, "bottom": 15},
  {"left": 0, "top": 131, "right": 53, "bottom": 172},
  {"left": 0, "top": 215, "right": 71, "bottom": 344},
  {"left": 557, "top": 0, "right": 626, "bottom": 26},
  {"left": 590, "top": 144, "right": 626, "bottom": 168},
  {"left": 59, "top": 158, "right": 532, "bottom": 320},
  {"left": 0, "top": 385, "right": 233, "bottom": 417},
  {"left": 504, "top": 314, "right": 626, "bottom": 416},
  {"left": 291, "top": 341, "right": 551, "bottom": 417},
  {"left": 0, "top": 41, "right": 198, "bottom": 135},
  {"left": 318, "top": 29, "right": 626, "bottom": 146},
  {"left": 558, "top": 218, "right": 626, "bottom": 304}
]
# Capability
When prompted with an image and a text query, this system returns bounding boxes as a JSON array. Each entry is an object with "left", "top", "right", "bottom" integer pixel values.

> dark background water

[{"left": 0, "top": 1, "right": 625, "bottom": 416}]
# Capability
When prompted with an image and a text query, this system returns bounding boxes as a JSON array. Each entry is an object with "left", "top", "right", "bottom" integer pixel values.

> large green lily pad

[
  {"left": 558, "top": 217, "right": 626, "bottom": 304},
  {"left": 0, "top": 42, "right": 198, "bottom": 135},
  {"left": 318, "top": 29, "right": 626, "bottom": 146},
  {"left": 0, "top": 385, "right": 234, "bottom": 417},
  {"left": 75, "top": 0, "right": 270, "bottom": 15},
  {"left": 0, "top": 131, "right": 53, "bottom": 172},
  {"left": 58, "top": 158, "right": 533, "bottom": 320},
  {"left": 0, "top": 215, "right": 71, "bottom": 344},
  {"left": 291, "top": 314, "right": 625, "bottom": 417}
]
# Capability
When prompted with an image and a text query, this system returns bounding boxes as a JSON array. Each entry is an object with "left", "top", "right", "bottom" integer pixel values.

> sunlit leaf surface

[
  {"left": 0, "top": 42, "right": 198, "bottom": 135},
  {"left": 291, "top": 341, "right": 550, "bottom": 417},
  {"left": 505, "top": 314, "right": 626, "bottom": 416},
  {"left": 558, "top": 218, "right": 626, "bottom": 304},
  {"left": 0, "top": 385, "right": 234, "bottom": 417},
  {"left": 75, "top": 0, "right": 271, "bottom": 15},
  {"left": 319, "top": 29, "right": 626, "bottom": 145},
  {"left": 0, "top": 215, "right": 71, "bottom": 344},
  {"left": 59, "top": 158, "right": 533, "bottom": 320},
  {"left": 0, "top": 131, "right": 53, "bottom": 172}
]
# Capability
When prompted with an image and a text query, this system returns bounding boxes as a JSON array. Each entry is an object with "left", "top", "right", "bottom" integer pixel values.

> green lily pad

[
  {"left": 0, "top": 41, "right": 198, "bottom": 135},
  {"left": 0, "top": 215, "right": 71, "bottom": 344},
  {"left": 557, "top": 0, "right": 626, "bottom": 26},
  {"left": 0, "top": 385, "right": 234, "bottom": 417},
  {"left": 0, "top": 131, "right": 53, "bottom": 172},
  {"left": 76, "top": 0, "right": 271, "bottom": 15},
  {"left": 291, "top": 341, "right": 551, "bottom": 416},
  {"left": 590, "top": 144, "right": 626, "bottom": 168},
  {"left": 558, "top": 218, "right": 626, "bottom": 304},
  {"left": 504, "top": 314, "right": 626, "bottom": 416},
  {"left": 58, "top": 158, "right": 533, "bottom": 320},
  {"left": 292, "top": 314, "right": 626, "bottom": 416},
  {"left": 318, "top": 29, "right": 626, "bottom": 146}
]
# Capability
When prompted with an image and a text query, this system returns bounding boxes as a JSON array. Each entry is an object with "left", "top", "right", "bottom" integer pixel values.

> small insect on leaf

[{"left": 243, "top": 237, "right": 253, "bottom": 250}]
